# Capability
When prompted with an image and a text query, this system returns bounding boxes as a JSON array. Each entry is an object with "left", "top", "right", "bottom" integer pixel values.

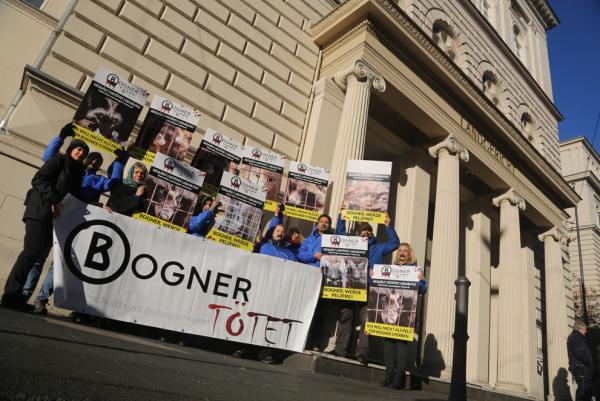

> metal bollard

[{"left": 448, "top": 276, "right": 471, "bottom": 401}]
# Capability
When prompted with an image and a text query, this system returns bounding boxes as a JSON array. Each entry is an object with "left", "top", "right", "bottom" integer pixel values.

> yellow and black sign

[
  {"left": 74, "top": 125, "right": 122, "bottom": 155},
  {"left": 341, "top": 209, "right": 386, "bottom": 224},
  {"left": 284, "top": 206, "right": 320, "bottom": 222},
  {"left": 132, "top": 212, "right": 186, "bottom": 232},
  {"left": 364, "top": 322, "right": 414, "bottom": 341},
  {"left": 206, "top": 228, "right": 254, "bottom": 252},
  {"left": 322, "top": 287, "right": 367, "bottom": 302}
]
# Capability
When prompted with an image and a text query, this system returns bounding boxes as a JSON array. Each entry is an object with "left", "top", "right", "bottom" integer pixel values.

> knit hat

[{"left": 65, "top": 139, "right": 89, "bottom": 160}]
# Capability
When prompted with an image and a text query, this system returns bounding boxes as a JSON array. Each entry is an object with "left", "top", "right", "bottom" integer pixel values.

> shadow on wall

[
  {"left": 422, "top": 333, "right": 445, "bottom": 378},
  {"left": 551, "top": 367, "right": 572, "bottom": 401}
]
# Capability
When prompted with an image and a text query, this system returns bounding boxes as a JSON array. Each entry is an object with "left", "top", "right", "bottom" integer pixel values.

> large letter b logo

[{"left": 84, "top": 232, "right": 113, "bottom": 271}]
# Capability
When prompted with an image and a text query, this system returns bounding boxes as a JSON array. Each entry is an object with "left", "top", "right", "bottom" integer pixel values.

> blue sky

[{"left": 547, "top": 0, "right": 600, "bottom": 144}]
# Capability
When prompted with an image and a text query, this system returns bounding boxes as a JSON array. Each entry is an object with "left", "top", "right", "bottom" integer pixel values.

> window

[
  {"left": 23, "top": 0, "right": 45, "bottom": 8},
  {"left": 432, "top": 20, "right": 457, "bottom": 61}
]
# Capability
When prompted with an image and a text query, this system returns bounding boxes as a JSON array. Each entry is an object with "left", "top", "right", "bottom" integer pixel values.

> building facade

[
  {"left": 561, "top": 137, "right": 600, "bottom": 324},
  {"left": 0, "top": 0, "right": 579, "bottom": 400}
]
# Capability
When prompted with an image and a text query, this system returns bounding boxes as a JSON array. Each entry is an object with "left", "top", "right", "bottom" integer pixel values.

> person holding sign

[
  {"left": 1, "top": 132, "right": 89, "bottom": 310},
  {"left": 382, "top": 243, "right": 427, "bottom": 390},
  {"left": 329, "top": 213, "right": 400, "bottom": 364},
  {"left": 105, "top": 161, "right": 148, "bottom": 216},
  {"left": 188, "top": 196, "right": 222, "bottom": 238},
  {"left": 298, "top": 214, "right": 345, "bottom": 267}
]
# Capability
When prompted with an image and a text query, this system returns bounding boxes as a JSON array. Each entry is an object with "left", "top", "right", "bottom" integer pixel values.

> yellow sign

[
  {"left": 129, "top": 147, "right": 156, "bottom": 164},
  {"left": 74, "top": 124, "right": 122, "bottom": 155},
  {"left": 284, "top": 206, "right": 320, "bottom": 222},
  {"left": 263, "top": 200, "right": 277, "bottom": 212},
  {"left": 132, "top": 212, "right": 187, "bottom": 232},
  {"left": 322, "top": 287, "right": 367, "bottom": 302},
  {"left": 341, "top": 209, "right": 386, "bottom": 224},
  {"left": 206, "top": 228, "right": 254, "bottom": 251},
  {"left": 364, "top": 322, "right": 414, "bottom": 341}
]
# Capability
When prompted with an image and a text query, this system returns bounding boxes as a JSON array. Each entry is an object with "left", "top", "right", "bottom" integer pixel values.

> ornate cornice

[
  {"left": 492, "top": 189, "right": 526, "bottom": 211},
  {"left": 428, "top": 135, "right": 469, "bottom": 162},
  {"left": 333, "top": 59, "right": 386, "bottom": 93},
  {"left": 530, "top": 0, "right": 560, "bottom": 30}
]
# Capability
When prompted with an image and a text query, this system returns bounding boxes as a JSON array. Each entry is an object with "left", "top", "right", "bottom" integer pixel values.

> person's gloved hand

[
  {"left": 114, "top": 147, "right": 129, "bottom": 164},
  {"left": 59, "top": 123, "right": 76, "bottom": 139},
  {"left": 209, "top": 201, "right": 223, "bottom": 214}
]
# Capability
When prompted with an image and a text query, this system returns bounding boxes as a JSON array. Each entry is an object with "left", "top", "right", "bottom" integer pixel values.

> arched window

[{"left": 432, "top": 20, "right": 457, "bottom": 61}]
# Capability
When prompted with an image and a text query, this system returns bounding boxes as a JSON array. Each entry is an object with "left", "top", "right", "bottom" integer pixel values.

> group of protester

[{"left": 1, "top": 124, "right": 427, "bottom": 390}]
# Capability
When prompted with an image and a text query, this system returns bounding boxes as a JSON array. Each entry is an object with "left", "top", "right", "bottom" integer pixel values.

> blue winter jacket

[
  {"left": 43, "top": 135, "right": 123, "bottom": 203},
  {"left": 297, "top": 215, "right": 345, "bottom": 267},
  {"left": 258, "top": 240, "right": 297, "bottom": 261},
  {"left": 188, "top": 209, "right": 216, "bottom": 238},
  {"left": 253, "top": 214, "right": 284, "bottom": 252},
  {"left": 408, "top": 263, "right": 428, "bottom": 295}
]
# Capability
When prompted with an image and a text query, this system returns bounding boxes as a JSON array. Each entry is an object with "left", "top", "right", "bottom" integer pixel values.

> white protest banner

[
  {"left": 132, "top": 152, "right": 205, "bottom": 231},
  {"left": 207, "top": 171, "right": 266, "bottom": 251},
  {"left": 341, "top": 160, "right": 392, "bottom": 224},
  {"left": 191, "top": 128, "right": 243, "bottom": 196},
  {"left": 239, "top": 145, "right": 285, "bottom": 212},
  {"left": 132, "top": 95, "right": 201, "bottom": 163},
  {"left": 320, "top": 234, "right": 369, "bottom": 302},
  {"left": 53, "top": 196, "right": 321, "bottom": 352},
  {"left": 284, "top": 161, "right": 329, "bottom": 222},
  {"left": 73, "top": 67, "right": 149, "bottom": 154},
  {"left": 364, "top": 264, "right": 421, "bottom": 341}
]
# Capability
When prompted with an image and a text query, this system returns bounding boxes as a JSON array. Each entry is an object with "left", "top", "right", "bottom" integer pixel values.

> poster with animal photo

[
  {"left": 341, "top": 160, "right": 392, "bottom": 224},
  {"left": 284, "top": 161, "right": 329, "bottom": 222},
  {"left": 364, "top": 264, "right": 421, "bottom": 341},
  {"left": 132, "top": 95, "right": 200, "bottom": 164},
  {"left": 207, "top": 171, "right": 266, "bottom": 251},
  {"left": 191, "top": 128, "right": 242, "bottom": 196},
  {"left": 132, "top": 152, "right": 205, "bottom": 231},
  {"left": 239, "top": 146, "right": 285, "bottom": 212},
  {"left": 73, "top": 67, "right": 149, "bottom": 154},
  {"left": 320, "top": 234, "right": 369, "bottom": 302}
]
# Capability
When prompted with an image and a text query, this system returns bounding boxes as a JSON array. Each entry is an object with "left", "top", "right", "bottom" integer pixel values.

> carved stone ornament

[
  {"left": 538, "top": 227, "right": 566, "bottom": 244},
  {"left": 428, "top": 134, "right": 470, "bottom": 162},
  {"left": 334, "top": 59, "right": 386, "bottom": 93},
  {"left": 492, "top": 189, "right": 526, "bottom": 211}
]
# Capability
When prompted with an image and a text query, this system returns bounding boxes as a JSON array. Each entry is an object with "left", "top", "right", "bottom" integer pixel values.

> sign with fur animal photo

[
  {"left": 73, "top": 67, "right": 149, "bottom": 154},
  {"left": 239, "top": 145, "right": 285, "bottom": 212},
  {"left": 132, "top": 95, "right": 201, "bottom": 164},
  {"left": 320, "top": 234, "right": 369, "bottom": 302},
  {"left": 132, "top": 152, "right": 205, "bottom": 231},
  {"left": 364, "top": 264, "right": 421, "bottom": 341},
  {"left": 284, "top": 161, "right": 329, "bottom": 222},
  {"left": 341, "top": 160, "right": 392, "bottom": 224}
]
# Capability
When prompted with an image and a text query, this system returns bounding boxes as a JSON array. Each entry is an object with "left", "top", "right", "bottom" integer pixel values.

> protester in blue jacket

[
  {"left": 188, "top": 196, "right": 222, "bottom": 238},
  {"left": 329, "top": 214, "right": 400, "bottom": 364},
  {"left": 298, "top": 214, "right": 345, "bottom": 267},
  {"left": 256, "top": 224, "right": 297, "bottom": 261}
]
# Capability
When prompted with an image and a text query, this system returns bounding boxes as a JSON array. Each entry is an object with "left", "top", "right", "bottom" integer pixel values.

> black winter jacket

[
  {"left": 567, "top": 330, "right": 594, "bottom": 378},
  {"left": 23, "top": 154, "right": 84, "bottom": 223},
  {"left": 106, "top": 182, "right": 142, "bottom": 216}
]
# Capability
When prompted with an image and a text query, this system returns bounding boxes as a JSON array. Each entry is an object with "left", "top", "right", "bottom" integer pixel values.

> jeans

[
  {"left": 35, "top": 266, "right": 54, "bottom": 303},
  {"left": 21, "top": 244, "right": 51, "bottom": 298}
]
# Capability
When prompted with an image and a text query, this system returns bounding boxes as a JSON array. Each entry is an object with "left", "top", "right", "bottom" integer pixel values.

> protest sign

[
  {"left": 341, "top": 160, "right": 392, "bottom": 224},
  {"left": 132, "top": 152, "right": 205, "bottom": 231},
  {"left": 284, "top": 161, "right": 329, "bottom": 222},
  {"left": 132, "top": 95, "right": 200, "bottom": 163},
  {"left": 206, "top": 171, "right": 266, "bottom": 251},
  {"left": 73, "top": 67, "right": 148, "bottom": 154},
  {"left": 364, "top": 264, "right": 421, "bottom": 341},
  {"left": 53, "top": 196, "right": 321, "bottom": 352},
  {"left": 239, "top": 146, "right": 285, "bottom": 212},
  {"left": 191, "top": 129, "right": 242, "bottom": 196},
  {"left": 320, "top": 234, "right": 369, "bottom": 302}
]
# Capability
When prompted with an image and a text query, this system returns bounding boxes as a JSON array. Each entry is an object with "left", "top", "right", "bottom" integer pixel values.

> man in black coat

[{"left": 568, "top": 320, "right": 595, "bottom": 401}]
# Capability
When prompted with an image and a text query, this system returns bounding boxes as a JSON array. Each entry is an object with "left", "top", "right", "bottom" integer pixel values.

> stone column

[
  {"left": 465, "top": 200, "right": 491, "bottom": 385},
  {"left": 492, "top": 189, "right": 527, "bottom": 393},
  {"left": 394, "top": 151, "right": 431, "bottom": 266},
  {"left": 539, "top": 227, "right": 571, "bottom": 401},
  {"left": 422, "top": 135, "right": 469, "bottom": 378},
  {"left": 328, "top": 59, "right": 386, "bottom": 216}
]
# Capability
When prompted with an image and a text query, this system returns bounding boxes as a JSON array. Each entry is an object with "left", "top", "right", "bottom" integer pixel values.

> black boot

[
  {"left": 389, "top": 370, "right": 406, "bottom": 390},
  {"left": 383, "top": 369, "right": 394, "bottom": 387}
]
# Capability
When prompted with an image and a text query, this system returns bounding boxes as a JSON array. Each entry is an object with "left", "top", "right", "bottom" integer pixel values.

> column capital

[
  {"left": 492, "top": 189, "right": 526, "bottom": 211},
  {"left": 428, "top": 135, "right": 469, "bottom": 162},
  {"left": 538, "top": 227, "right": 567, "bottom": 244},
  {"left": 333, "top": 59, "right": 386, "bottom": 93}
]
